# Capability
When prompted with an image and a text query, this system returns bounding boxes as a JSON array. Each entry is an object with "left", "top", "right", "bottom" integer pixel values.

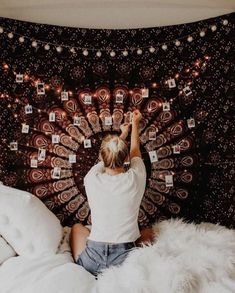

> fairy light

[
  {"left": 0, "top": 18, "right": 229, "bottom": 59},
  {"left": 44, "top": 44, "right": 50, "bottom": 50},
  {"left": 152, "top": 82, "right": 157, "bottom": 88}
]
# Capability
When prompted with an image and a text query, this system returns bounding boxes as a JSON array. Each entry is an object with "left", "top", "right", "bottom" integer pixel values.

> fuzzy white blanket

[
  {"left": 96, "top": 219, "right": 235, "bottom": 293},
  {"left": 0, "top": 219, "right": 235, "bottom": 293}
]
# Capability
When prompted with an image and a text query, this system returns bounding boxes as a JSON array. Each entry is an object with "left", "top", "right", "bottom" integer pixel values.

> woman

[{"left": 70, "top": 109, "right": 153, "bottom": 277}]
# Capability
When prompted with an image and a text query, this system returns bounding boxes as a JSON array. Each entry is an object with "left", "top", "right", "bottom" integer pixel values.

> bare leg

[
  {"left": 136, "top": 227, "right": 154, "bottom": 247},
  {"left": 70, "top": 223, "right": 90, "bottom": 262}
]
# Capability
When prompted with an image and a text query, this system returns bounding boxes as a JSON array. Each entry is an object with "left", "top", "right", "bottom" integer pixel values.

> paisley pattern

[{"left": 0, "top": 13, "right": 234, "bottom": 229}]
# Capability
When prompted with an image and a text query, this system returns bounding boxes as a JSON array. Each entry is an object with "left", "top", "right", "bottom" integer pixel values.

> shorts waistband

[{"left": 86, "top": 239, "right": 136, "bottom": 249}]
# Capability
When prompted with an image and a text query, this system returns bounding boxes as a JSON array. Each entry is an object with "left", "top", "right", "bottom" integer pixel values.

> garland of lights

[
  {"left": 0, "top": 19, "right": 229, "bottom": 57},
  {"left": 1, "top": 54, "right": 213, "bottom": 184}
]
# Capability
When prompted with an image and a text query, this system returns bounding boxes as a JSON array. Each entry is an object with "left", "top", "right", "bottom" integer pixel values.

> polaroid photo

[
  {"left": 30, "top": 159, "right": 38, "bottom": 168},
  {"left": 105, "top": 116, "right": 113, "bottom": 126},
  {"left": 84, "top": 139, "right": 92, "bottom": 148},
  {"left": 149, "top": 150, "right": 158, "bottom": 163},
  {"left": 129, "top": 112, "right": 133, "bottom": 124},
  {"left": 165, "top": 174, "right": 174, "bottom": 187},
  {"left": 10, "top": 142, "right": 18, "bottom": 151},
  {"left": 52, "top": 134, "right": 60, "bottom": 144},
  {"left": 183, "top": 86, "right": 192, "bottom": 96},
  {"left": 73, "top": 116, "right": 81, "bottom": 126},
  {"left": 69, "top": 154, "right": 77, "bottom": 163},
  {"left": 84, "top": 95, "right": 92, "bottom": 104},
  {"left": 52, "top": 167, "right": 61, "bottom": 179},
  {"left": 25, "top": 105, "right": 33, "bottom": 114},
  {"left": 16, "top": 74, "right": 24, "bottom": 83},
  {"left": 38, "top": 148, "right": 46, "bottom": 161},
  {"left": 173, "top": 144, "right": 181, "bottom": 154},
  {"left": 61, "top": 91, "right": 69, "bottom": 101},
  {"left": 163, "top": 102, "right": 170, "bottom": 111},
  {"left": 115, "top": 93, "right": 124, "bottom": 103},
  {"left": 49, "top": 112, "right": 56, "bottom": 122},
  {"left": 36, "top": 83, "right": 45, "bottom": 95},
  {"left": 141, "top": 88, "right": 149, "bottom": 98},
  {"left": 167, "top": 78, "right": 176, "bottom": 88},
  {"left": 21, "top": 124, "right": 29, "bottom": 134},
  {"left": 187, "top": 118, "right": 195, "bottom": 128},
  {"left": 149, "top": 131, "right": 156, "bottom": 141}
]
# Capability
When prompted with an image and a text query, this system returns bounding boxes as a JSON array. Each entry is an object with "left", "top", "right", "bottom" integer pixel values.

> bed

[{"left": 0, "top": 184, "right": 235, "bottom": 293}]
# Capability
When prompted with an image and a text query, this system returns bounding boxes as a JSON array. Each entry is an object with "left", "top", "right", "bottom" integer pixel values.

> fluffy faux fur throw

[{"left": 96, "top": 219, "right": 235, "bottom": 293}]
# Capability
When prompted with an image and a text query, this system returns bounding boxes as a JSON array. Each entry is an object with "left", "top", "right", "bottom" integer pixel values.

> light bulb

[
  {"left": 122, "top": 50, "right": 128, "bottom": 56},
  {"left": 96, "top": 51, "right": 102, "bottom": 57},
  {"left": 83, "top": 49, "right": 89, "bottom": 56},
  {"left": 187, "top": 36, "right": 193, "bottom": 42},
  {"left": 175, "top": 40, "right": 181, "bottom": 46},
  {"left": 19, "top": 36, "right": 25, "bottom": 43},
  {"left": 56, "top": 46, "right": 63, "bottom": 53},
  {"left": 44, "top": 44, "right": 50, "bottom": 50},
  {"left": 211, "top": 25, "right": 217, "bottom": 32},
  {"left": 8, "top": 32, "right": 14, "bottom": 39},
  {"left": 223, "top": 19, "right": 228, "bottom": 26},
  {"left": 162, "top": 44, "right": 167, "bottom": 50},
  {"left": 32, "top": 41, "right": 38, "bottom": 47}
]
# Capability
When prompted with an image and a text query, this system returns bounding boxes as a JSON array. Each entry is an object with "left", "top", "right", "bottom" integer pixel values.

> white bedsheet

[
  {"left": 1, "top": 219, "right": 235, "bottom": 293},
  {"left": 0, "top": 253, "right": 95, "bottom": 293}
]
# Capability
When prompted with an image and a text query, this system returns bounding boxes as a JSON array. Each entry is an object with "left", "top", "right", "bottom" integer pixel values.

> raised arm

[
  {"left": 130, "top": 110, "right": 142, "bottom": 159},
  {"left": 119, "top": 122, "right": 130, "bottom": 141}
]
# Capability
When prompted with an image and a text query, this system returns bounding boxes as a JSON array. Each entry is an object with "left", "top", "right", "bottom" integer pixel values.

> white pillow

[
  {"left": 0, "top": 235, "right": 16, "bottom": 264},
  {"left": 0, "top": 184, "right": 63, "bottom": 259}
]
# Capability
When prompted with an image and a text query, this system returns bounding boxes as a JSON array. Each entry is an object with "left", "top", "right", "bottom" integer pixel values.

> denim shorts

[{"left": 76, "top": 239, "right": 136, "bottom": 277}]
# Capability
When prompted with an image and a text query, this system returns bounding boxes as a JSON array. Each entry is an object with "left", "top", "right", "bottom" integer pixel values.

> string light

[
  {"left": 32, "top": 41, "right": 38, "bottom": 47},
  {"left": 70, "top": 47, "right": 76, "bottom": 54},
  {"left": 56, "top": 46, "right": 63, "bottom": 53},
  {"left": 19, "top": 36, "right": 25, "bottom": 43},
  {"left": 0, "top": 18, "right": 228, "bottom": 57},
  {"left": 175, "top": 40, "right": 181, "bottom": 46},
  {"left": 199, "top": 31, "right": 206, "bottom": 37},
  {"left": 211, "top": 25, "right": 217, "bottom": 32},
  {"left": 187, "top": 36, "right": 193, "bottom": 42},
  {"left": 222, "top": 19, "right": 228, "bottom": 26},
  {"left": 149, "top": 46, "right": 156, "bottom": 53},
  {"left": 7, "top": 32, "right": 14, "bottom": 39},
  {"left": 83, "top": 49, "right": 89, "bottom": 56},
  {"left": 44, "top": 44, "right": 50, "bottom": 50}
]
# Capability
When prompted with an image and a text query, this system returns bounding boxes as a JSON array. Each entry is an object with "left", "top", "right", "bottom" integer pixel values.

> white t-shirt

[{"left": 84, "top": 157, "right": 147, "bottom": 243}]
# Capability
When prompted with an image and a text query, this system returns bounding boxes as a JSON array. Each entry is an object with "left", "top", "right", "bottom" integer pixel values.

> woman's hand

[
  {"left": 132, "top": 109, "right": 142, "bottom": 125},
  {"left": 120, "top": 123, "right": 130, "bottom": 140}
]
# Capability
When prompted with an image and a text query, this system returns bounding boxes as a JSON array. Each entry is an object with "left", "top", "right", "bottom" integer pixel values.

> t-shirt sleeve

[
  {"left": 84, "top": 161, "right": 104, "bottom": 183},
  {"left": 130, "top": 157, "right": 147, "bottom": 179}
]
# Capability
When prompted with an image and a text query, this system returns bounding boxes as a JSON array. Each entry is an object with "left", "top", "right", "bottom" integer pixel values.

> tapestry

[{"left": 0, "top": 13, "right": 234, "bottom": 228}]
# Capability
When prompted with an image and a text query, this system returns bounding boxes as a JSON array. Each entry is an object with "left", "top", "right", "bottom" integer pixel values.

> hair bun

[{"left": 107, "top": 139, "right": 118, "bottom": 153}]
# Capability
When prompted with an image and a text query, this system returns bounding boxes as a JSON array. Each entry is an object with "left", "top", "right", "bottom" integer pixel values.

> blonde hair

[{"left": 99, "top": 134, "right": 129, "bottom": 169}]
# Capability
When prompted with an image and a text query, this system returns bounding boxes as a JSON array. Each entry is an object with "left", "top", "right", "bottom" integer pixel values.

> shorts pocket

[{"left": 78, "top": 247, "right": 101, "bottom": 276}]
